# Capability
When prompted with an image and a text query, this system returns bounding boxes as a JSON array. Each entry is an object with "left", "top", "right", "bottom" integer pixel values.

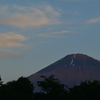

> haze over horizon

[{"left": 0, "top": 0, "right": 100, "bottom": 83}]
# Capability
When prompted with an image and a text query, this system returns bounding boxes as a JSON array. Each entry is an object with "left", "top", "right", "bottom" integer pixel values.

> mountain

[{"left": 28, "top": 53, "right": 100, "bottom": 91}]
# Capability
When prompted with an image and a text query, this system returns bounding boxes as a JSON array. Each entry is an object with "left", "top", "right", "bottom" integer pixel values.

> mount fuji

[{"left": 28, "top": 53, "right": 100, "bottom": 91}]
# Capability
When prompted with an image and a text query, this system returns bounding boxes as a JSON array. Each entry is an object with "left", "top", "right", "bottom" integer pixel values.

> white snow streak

[{"left": 70, "top": 59, "right": 74, "bottom": 65}]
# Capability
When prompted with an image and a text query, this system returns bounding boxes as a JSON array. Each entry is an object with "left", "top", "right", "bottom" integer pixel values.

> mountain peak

[
  {"left": 67, "top": 53, "right": 94, "bottom": 59},
  {"left": 62, "top": 53, "right": 100, "bottom": 68},
  {"left": 35, "top": 53, "right": 100, "bottom": 73},
  {"left": 28, "top": 53, "right": 100, "bottom": 91}
]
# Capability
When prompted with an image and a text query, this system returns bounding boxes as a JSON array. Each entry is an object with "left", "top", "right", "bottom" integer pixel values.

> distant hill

[{"left": 28, "top": 53, "right": 100, "bottom": 91}]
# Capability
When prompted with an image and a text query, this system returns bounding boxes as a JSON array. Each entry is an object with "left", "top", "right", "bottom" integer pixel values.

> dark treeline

[{"left": 0, "top": 75, "right": 100, "bottom": 100}]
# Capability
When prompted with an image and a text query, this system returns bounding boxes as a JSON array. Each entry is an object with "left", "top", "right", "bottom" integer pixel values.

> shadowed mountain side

[{"left": 28, "top": 53, "right": 100, "bottom": 92}]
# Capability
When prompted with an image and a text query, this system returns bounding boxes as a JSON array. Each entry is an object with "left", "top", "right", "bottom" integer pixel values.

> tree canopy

[
  {"left": 37, "top": 75, "right": 68, "bottom": 100},
  {"left": 1, "top": 75, "right": 100, "bottom": 100},
  {"left": 0, "top": 76, "right": 34, "bottom": 100},
  {"left": 0, "top": 75, "right": 3, "bottom": 86}
]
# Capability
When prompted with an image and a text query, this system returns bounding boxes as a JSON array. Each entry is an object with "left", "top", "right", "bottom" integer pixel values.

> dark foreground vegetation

[{"left": 0, "top": 75, "right": 100, "bottom": 100}]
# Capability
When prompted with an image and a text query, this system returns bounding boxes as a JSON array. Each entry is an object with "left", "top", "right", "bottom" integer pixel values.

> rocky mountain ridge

[{"left": 28, "top": 53, "right": 100, "bottom": 91}]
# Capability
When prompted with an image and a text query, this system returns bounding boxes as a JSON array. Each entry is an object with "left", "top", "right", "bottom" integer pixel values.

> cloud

[
  {"left": 86, "top": 17, "right": 100, "bottom": 23},
  {"left": 11, "top": 44, "right": 32, "bottom": 50},
  {"left": 0, "top": 32, "right": 31, "bottom": 50},
  {"left": 31, "top": 30, "right": 70, "bottom": 38},
  {"left": 0, "top": 5, "right": 61, "bottom": 28},
  {"left": 0, "top": 49, "right": 28, "bottom": 60},
  {"left": 51, "top": 30, "right": 70, "bottom": 34}
]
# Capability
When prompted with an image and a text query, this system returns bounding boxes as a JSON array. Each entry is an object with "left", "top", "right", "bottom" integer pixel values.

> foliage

[
  {"left": 37, "top": 75, "right": 68, "bottom": 100},
  {"left": 69, "top": 80, "right": 100, "bottom": 100},
  {"left": 1, "top": 75, "right": 100, "bottom": 100},
  {"left": 0, "top": 76, "right": 34, "bottom": 100},
  {"left": 0, "top": 75, "right": 3, "bottom": 86}
]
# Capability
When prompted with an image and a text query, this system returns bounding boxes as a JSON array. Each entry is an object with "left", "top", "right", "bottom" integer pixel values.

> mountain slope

[{"left": 28, "top": 53, "right": 100, "bottom": 91}]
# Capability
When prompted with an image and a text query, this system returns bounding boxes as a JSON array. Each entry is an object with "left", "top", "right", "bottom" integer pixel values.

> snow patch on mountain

[{"left": 70, "top": 59, "right": 74, "bottom": 65}]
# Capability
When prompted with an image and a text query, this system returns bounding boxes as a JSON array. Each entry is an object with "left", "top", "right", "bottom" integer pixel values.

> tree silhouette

[
  {"left": 0, "top": 76, "right": 4, "bottom": 100},
  {"left": 0, "top": 76, "right": 34, "bottom": 100},
  {"left": 1, "top": 74, "right": 100, "bottom": 100},
  {"left": 69, "top": 80, "right": 100, "bottom": 100},
  {"left": 0, "top": 75, "right": 3, "bottom": 86},
  {"left": 37, "top": 75, "right": 68, "bottom": 100}
]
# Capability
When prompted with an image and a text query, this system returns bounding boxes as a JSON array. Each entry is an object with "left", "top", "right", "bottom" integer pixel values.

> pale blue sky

[{"left": 0, "top": 0, "right": 100, "bottom": 83}]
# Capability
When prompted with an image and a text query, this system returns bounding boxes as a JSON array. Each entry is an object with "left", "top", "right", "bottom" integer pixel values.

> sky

[{"left": 0, "top": 0, "right": 100, "bottom": 83}]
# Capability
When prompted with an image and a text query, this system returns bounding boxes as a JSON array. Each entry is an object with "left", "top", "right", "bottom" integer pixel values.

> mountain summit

[
  {"left": 28, "top": 53, "right": 100, "bottom": 91},
  {"left": 37, "top": 53, "right": 100, "bottom": 73}
]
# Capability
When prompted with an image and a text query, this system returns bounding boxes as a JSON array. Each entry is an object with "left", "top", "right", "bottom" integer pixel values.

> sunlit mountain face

[{"left": 28, "top": 53, "right": 100, "bottom": 91}]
